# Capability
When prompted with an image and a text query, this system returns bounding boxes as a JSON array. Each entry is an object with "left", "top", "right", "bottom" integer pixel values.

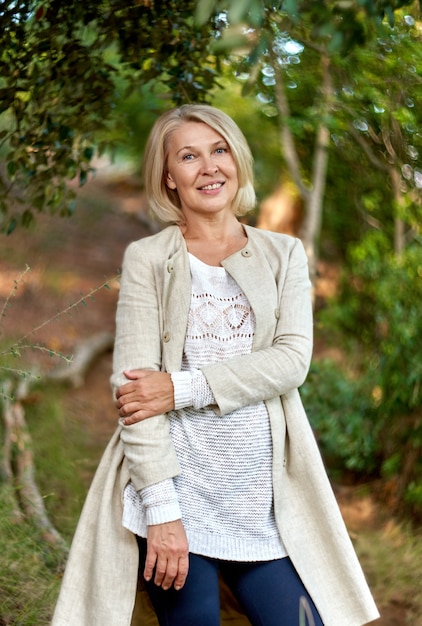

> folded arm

[
  {"left": 111, "top": 242, "right": 180, "bottom": 491},
  {"left": 117, "top": 237, "right": 313, "bottom": 422}
]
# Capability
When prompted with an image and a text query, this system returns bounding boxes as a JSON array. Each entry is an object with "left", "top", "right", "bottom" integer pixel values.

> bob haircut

[{"left": 142, "top": 104, "right": 256, "bottom": 224}]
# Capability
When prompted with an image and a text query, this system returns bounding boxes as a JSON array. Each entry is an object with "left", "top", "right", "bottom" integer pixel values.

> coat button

[
  {"left": 167, "top": 263, "right": 174, "bottom": 273},
  {"left": 275, "top": 309, "right": 280, "bottom": 319},
  {"left": 163, "top": 331, "right": 171, "bottom": 342},
  {"left": 241, "top": 249, "right": 252, "bottom": 257}
]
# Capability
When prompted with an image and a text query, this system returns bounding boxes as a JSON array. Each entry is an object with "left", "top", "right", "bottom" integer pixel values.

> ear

[{"left": 165, "top": 171, "right": 177, "bottom": 190}]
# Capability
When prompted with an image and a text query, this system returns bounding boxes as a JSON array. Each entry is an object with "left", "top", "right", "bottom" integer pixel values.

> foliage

[
  {"left": 1, "top": 0, "right": 420, "bottom": 232},
  {"left": 27, "top": 385, "right": 103, "bottom": 536},
  {"left": 326, "top": 10, "right": 422, "bottom": 247},
  {"left": 301, "top": 359, "right": 380, "bottom": 475},
  {"left": 319, "top": 232, "right": 422, "bottom": 518},
  {"left": 0, "top": 0, "right": 220, "bottom": 233},
  {"left": 196, "top": 0, "right": 421, "bottom": 52},
  {"left": 220, "top": 3, "right": 422, "bottom": 258}
]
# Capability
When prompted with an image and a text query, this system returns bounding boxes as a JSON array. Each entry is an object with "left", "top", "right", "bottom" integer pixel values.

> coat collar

[
  {"left": 162, "top": 225, "right": 278, "bottom": 371},
  {"left": 221, "top": 224, "right": 278, "bottom": 351}
]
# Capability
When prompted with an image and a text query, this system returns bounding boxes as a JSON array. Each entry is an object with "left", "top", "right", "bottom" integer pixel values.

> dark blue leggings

[{"left": 137, "top": 538, "right": 323, "bottom": 626}]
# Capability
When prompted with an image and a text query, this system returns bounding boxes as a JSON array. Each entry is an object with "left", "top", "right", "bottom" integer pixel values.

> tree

[
  {"left": 0, "top": 0, "right": 220, "bottom": 233},
  {"left": 331, "top": 18, "right": 422, "bottom": 254},
  {"left": 1, "top": 0, "right": 419, "bottom": 233},
  {"left": 201, "top": 1, "right": 421, "bottom": 284}
]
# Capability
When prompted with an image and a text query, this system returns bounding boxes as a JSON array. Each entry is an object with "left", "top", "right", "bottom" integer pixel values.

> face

[{"left": 165, "top": 121, "right": 239, "bottom": 220}]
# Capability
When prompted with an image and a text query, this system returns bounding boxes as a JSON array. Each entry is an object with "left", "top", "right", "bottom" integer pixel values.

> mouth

[{"left": 198, "top": 182, "right": 224, "bottom": 191}]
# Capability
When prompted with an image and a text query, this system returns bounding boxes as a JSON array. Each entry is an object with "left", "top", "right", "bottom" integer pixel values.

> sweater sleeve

[
  {"left": 140, "top": 479, "right": 182, "bottom": 525},
  {"left": 171, "top": 370, "right": 216, "bottom": 410}
]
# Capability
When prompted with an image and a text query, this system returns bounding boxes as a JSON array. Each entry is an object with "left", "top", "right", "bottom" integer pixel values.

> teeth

[{"left": 201, "top": 183, "right": 222, "bottom": 190}]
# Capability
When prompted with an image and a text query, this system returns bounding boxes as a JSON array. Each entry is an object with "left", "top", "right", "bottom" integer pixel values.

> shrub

[
  {"left": 317, "top": 231, "right": 422, "bottom": 519},
  {"left": 301, "top": 359, "right": 380, "bottom": 476}
]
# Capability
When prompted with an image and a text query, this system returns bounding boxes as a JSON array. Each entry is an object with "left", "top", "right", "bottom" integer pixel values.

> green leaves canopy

[
  {"left": 0, "top": 0, "right": 419, "bottom": 232},
  {"left": 0, "top": 0, "right": 218, "bottom": 233}
]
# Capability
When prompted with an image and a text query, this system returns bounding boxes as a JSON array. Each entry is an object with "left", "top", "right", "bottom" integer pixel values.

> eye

[
  {"left": 182, "top": 153, "right": 195, "bottom": 161},
  {"left": 215, "top": 146, "right": 228, "bottom": 155}
]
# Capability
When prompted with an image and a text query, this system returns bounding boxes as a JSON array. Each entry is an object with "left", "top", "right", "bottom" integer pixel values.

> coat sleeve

[
  {"left": 201, "top": 238, "right": 313, "bottom": 415},
  {"left": 111, "top": 241, "right": 180, "bottom": 491}
]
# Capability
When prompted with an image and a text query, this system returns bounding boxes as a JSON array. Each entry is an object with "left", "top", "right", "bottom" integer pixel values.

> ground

[{"left": 0, "top": 175, "right": 418, "bottom": 625}]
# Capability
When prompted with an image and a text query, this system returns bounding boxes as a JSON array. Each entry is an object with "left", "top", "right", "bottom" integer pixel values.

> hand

[
  {"left": 145, "top": 520, "right": 189, "bottom": 591},
  {"left": 115, "top": 369, "right": 174, "bottom": 425}
]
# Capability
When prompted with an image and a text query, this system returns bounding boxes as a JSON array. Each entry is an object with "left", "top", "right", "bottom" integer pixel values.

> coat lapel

[
  {"left": 161, "top": 234, "right": 192, "bottom": 372},
  {"left": 222, "top": 229, "right": 279, "bottom": 351}
]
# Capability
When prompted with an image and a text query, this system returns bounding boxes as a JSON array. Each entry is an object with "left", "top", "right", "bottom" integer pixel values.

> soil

[{"left": 0, "top": 175, "right": 416, "bottom": 625}]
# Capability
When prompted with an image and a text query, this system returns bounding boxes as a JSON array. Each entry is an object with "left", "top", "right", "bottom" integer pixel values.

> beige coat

[{"left": 52, "top": 225, "right": 379, "bottom": 626}]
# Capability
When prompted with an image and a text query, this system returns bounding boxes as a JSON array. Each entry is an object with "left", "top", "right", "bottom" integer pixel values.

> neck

[
  {"left": 178, "top": 214, "right": 247, "bottom": 266},
  {"left": 180, "top": 212, "right": 244, "bottom": 242}
]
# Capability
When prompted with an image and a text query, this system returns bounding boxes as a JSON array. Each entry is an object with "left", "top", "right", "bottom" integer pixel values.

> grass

[
  {"left": 0, "top": 384, "right": 102, "bottom": 625},
  {"left": 25, "top": 384, "right": 100, "bottom": 538},
  {"left": 0, "top": 486, "right": 64, "bottom": 625},
  {"left": 355, "top": 521, "right": 422, "bottom": 625}
]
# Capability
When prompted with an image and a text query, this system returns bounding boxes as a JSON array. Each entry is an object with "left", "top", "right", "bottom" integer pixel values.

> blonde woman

[{"left": 52, "top": 105, "right": 379, "bottom": 626}]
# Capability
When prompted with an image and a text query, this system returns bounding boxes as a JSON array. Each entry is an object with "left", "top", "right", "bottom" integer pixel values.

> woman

[{"left": 52, "top": 105, "right": 379, "bottom": 626}]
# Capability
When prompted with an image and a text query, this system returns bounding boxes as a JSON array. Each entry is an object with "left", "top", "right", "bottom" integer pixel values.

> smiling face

[{"left": 164, "top": 121, "right": 239, "bottom": 221}]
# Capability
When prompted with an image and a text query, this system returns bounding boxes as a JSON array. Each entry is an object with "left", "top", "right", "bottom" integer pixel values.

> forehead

[{"left": 167, "top": 121, "right": 226, "bottom": 151}]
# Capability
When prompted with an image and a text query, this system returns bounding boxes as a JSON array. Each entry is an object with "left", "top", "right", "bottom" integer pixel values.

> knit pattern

[{"left": 122, "top": 254, "right": 287, "bottom": 561}]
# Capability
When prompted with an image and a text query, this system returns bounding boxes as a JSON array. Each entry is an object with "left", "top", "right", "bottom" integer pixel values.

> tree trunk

[{"left": 273, "top": 52, "right": 333, "bottom": 301}]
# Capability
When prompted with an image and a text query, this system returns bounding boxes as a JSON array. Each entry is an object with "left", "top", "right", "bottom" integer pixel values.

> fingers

[
  {"left": 154, "top": 553, "right": 180, "bottom": 590},
  {"left": 115, "top": 370, "right": 175, "bottom": 424},
  {"left": 123, "top": 369, "right": 146, "bottom": 380},
  {"left": 143, "top": 543, "right": 157, "bottom": 583},
  {"left": 115, "top": 370, "right": 149, "bottom": 399},
  {"left": 174, "top": 553, "right": 189, "bottom": 591},
  {"left": 120, "top": 410, "right": 152, "bottom": 425},
  {"left": 144, "top": 551, "right": 188, "bottom": 591},
  {"left": 145, "top": 521, "right": 189, "bottom": 591}
]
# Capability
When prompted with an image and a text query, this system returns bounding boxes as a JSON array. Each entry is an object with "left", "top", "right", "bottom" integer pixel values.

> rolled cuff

[{"left": 170, "top": 371, "right": 193, "bottom": 409}]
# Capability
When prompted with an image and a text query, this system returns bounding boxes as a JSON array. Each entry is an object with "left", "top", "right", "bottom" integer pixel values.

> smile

[{"left": 199, "top": 182, "right": 223, "bottom": 190}]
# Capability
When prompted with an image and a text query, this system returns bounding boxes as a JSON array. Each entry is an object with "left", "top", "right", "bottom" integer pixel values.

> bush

[
  {"left": 317, "top": 231, "right": 422, "bottom": 519},
  {"left": 301, "top": 359, "right": 380, "bottom": 476}
]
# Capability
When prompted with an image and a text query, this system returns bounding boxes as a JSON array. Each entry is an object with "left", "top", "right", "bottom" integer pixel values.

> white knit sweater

[{"left": 122, "top": 254, "right": 287, "bottom": 561}]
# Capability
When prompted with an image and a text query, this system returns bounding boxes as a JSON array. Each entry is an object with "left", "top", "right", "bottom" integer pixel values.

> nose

[{"left": 200, "top": 156, "right": 218, "bottom": 174}]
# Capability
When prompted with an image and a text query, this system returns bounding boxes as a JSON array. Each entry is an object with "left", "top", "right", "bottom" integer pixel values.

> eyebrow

[{"left": 176, "top": 139, "right": 228, "bottom": 156}]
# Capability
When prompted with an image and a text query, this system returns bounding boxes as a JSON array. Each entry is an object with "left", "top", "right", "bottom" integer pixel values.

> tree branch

[
  {"left": 271, "top": 50, "right": 310, "bottom": 201},
  {"left": 1, "top": 331, "right": 115, "bottom": 545}
]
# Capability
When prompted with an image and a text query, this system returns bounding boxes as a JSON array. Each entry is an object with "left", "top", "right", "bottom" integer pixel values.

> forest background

[{"left": 0, "top": 1, "right": 421, "bottom": 624}]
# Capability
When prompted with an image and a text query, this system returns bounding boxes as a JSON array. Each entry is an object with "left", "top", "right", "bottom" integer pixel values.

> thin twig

[
  {"left": 0, "top": 275, "right": 117, "bottom": 358},
  {"left": 0, "top": 265, "right": 31, "bottom": 324}
]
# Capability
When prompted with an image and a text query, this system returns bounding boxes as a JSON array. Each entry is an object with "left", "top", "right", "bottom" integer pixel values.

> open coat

[{"left": 51, "top": 225, "right": 379, "bottom": 626}]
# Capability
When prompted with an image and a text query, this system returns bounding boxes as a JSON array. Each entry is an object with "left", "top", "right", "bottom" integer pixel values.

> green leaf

[
  {"left": 283, "top": 0, "right": 298, "bottom": 18},
  {"left": 7, "top": 161, "right": 17, "bottom": 177},
  {"left": 79, "top": 169, "right": 88, "bottom": 186},
  {"left": 83, "top": 146, "right": 95, "bottom": 161},
  {"left": 21, "top": 209, "right": 34, "bottom": 228},
  {"left": 6, "top": 218, "right": 17, "bottom": 235}
]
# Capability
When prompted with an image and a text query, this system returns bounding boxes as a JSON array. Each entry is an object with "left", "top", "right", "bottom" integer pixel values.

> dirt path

[{"left": 0, "top": 179, "right": 415, "bottom": 625}]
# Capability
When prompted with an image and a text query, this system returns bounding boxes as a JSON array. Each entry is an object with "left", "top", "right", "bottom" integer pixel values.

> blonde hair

[{"left": 142, "top": 104, "right": 256, "bottom": 224}]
